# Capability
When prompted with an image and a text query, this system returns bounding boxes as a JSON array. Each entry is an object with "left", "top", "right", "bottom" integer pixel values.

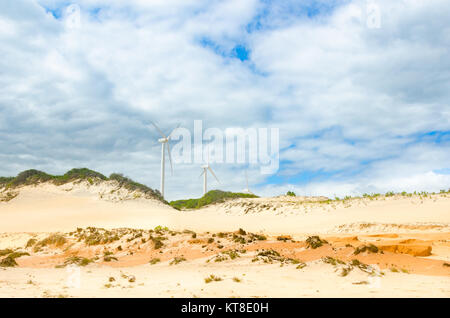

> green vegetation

[
  {"left": 170, "top": 256, "right": 186, "bottom": 265},
  {"left": 0, "top": 168, "right": 165, "bottom": 202},
  {"left": 286, "top": 191, "right": 296, "bottom": 196},
  {"left": 0, "top": 249, "right": 13, "bottom": 257},
  {"left": 306, "top": 236, "right": 328, "bottom": 249},
  {"left": 63, "top": 256, "right": 93, "bottom": 267},
  {"left": 149, "top": 258, "right": 161, "bottom": 265},
  {"left": 353, "top": 244, "right": 380, "bottom": 255},
  {"left": 34, "top": 234, "right": 67, "bottom": 251},
  {"left": 109, "top": 173, "right": 164, "bottom": 202},
  {"left": 0, "top": 250, "right": 30, "bottom": 267},
  {"left": 169, "top": 190, "right": 258, "bottom": 210},
  {"left": 252, "top": 249, "right": 300, "bottom": 265},
  {"left": 205, "top": 274, "right": 222, "bottom": 283}
]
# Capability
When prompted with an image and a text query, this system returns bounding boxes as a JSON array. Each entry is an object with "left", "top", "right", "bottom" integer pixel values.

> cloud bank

[{"left": 0, "top": 0, "right": 449, "bottom": 200}]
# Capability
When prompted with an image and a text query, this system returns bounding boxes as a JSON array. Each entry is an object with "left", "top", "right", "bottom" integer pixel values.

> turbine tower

[
  {"left": 199, "top": 163, "right": 219, "bottom": 195},
  {"left": 242, "top": 170, "right": 253, "bottom": 195},
  {"left": 151, "top": 121, "right": 178, "bottom": 199}
]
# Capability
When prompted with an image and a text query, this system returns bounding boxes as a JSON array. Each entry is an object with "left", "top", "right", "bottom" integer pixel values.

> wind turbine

[
  {"left": 151, "top": 121, "right": 178, "bottom": 199},
  {"left": 199, "top": 148, "right": 219, "bottom": 195},
  {"left": 242, "top": 170, "right": 253, "bottom": 195}
]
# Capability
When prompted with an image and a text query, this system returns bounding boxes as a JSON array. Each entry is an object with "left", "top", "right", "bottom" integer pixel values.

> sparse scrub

[
  {"left": 34, "top": 234, "right": 67, "bottom": 251},
  {"left": 149, "top": 258, "right": 161, "bottom": 265},
  {"left": 63, "top": 256, "right": 93, "bottom": 267},
  {"left": 169, "top": 190, "right": 258, "bottom": 210},
  {"left": 204, "top": 274, "right": 222, "bottom": 283},
  {"left": 0, "top": 249, "right": 13, "bottom": 257},
  {"left": 353, "top": 244, "right": 379, "bottom": 255},
  {"left": 306, "top": 236, "right": 328, "bottom": 249},
  {"left": 170, "top": 256, "right": 186, "bottom": 265}
]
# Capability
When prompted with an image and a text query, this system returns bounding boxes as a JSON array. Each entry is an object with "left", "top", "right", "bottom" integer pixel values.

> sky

[{"left": 0, "top": 0, "right": 449, "bottom": 201}]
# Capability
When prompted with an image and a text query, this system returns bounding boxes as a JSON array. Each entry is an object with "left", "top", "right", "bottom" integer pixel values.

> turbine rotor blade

[
  {"left": 199, "top": 169, "right": 205, "bottom": 178},
  {"left": 150, "top": 121, "right": 167, "bottom": 138},
  {"left": 208, "top": 166, "right": 220, "bottom": 183},
  {"left": 168, "top": 123, "right": 181, "bottom": 140}
]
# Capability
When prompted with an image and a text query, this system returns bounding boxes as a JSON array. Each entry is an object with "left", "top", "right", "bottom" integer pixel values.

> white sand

[{"left": 1, "top": 183, "right": 449, "bottom": 235}]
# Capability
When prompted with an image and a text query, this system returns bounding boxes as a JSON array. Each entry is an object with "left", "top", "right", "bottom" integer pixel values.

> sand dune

[
  {"left": 0, "top": 182, "right": 449, "bottom": 298},
  {"left": 1, "top": 182, "right": 449, "bottom": 235}
]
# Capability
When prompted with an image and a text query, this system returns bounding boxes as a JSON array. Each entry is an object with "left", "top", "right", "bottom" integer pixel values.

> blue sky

[{"left": 0, "top": 0, "right": 449, "bottom": 200}]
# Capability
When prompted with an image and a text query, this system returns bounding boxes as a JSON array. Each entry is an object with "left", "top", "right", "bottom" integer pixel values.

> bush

[
  {"left": 353, "top": 244, "right": 379, "bottom": 255},
  {"left": 169, "top": 190, "right": 258, "bottom": 210},
  {"left": 64, "top": 256, "right": 93, "bottom": 267},
  {"left": 0, "top": 256, "right": 18, "bottom": 267},
  {"left": 306, "top": 236, "right": 328, "bottom": 249},
  {"left": 286, "top": 191, "right": 296, "bottom": 197},
  {"left": 110, "top": 173, "right": 164, "bottom": 202},
  {"left": 204, "top": 274, "right": 222, "bottom": 283},
  {"left": 0, "top": 249, "right": 13, "bottom": 257},
  {"left": 170, "top": 256, "right": 186, "bottom": 265}
]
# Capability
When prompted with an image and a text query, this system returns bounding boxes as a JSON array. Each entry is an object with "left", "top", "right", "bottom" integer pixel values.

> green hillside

[
  {"left": 170, "top": 190, "right": 258, "bottom": 210},
  {"left": 0, "top": 168, "right": 164, "bottom": 202}
]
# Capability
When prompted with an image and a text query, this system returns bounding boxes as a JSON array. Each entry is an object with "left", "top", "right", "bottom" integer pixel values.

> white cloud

[{"left": 0, "top": 0, "right": 449, "bottom": 200}]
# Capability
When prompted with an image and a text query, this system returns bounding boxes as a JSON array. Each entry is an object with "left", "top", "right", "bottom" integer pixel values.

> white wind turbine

[
  {"left": 242, "top": 170, "right": 253, "bottom": 195},
  {"left": 151, "top": 121, "right": 178, "bottom": 199},
  {"left": 199, "top": 147, "right": 220, "bottom": 195}
]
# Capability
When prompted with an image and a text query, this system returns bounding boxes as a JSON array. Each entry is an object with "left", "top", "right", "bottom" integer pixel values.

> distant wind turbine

[
  {"left": 151, "top": 121, "right": 179, "bottom": 199},
  {"left": 242, "top": 170, "right": 253, "bottom": 195},
  {"left": 199, "top": 148, "right": 219, "bottom": 195}
]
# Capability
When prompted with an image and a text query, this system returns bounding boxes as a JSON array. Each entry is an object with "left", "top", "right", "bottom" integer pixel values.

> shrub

[
  {"left": 170, "top": 256, "right": 186, "bottom": 265},
  {"left": 36, "top": 234, "right": 67, "bottom": 249},
  {"left": 110, "top": 173, "right": 164, "bottom": 202},
  {"left": 204, "top": 274, "right": 222, "bottom": 283},
  {"left": 286, "top": 191, "right": 296, "bottom": 196},
  {"left": 0, "top": 249, "right": 13, "bottom": 257},
  {"left": 26, "top": 239, "right": 37, "bottom": 248},
  {"left": 306, "top": 236, "right": 328, "bottom": 249},
  {"left": 0, "top": 256, "right": 18, "bottom": 267},
  {"left": 238, "top": 228, "right": 246, "bottom": 235},
  {"left": 64, "top": 256, "right": 93, "bottom": 267},
  {"left": 149, "top": 258, "right": 161, "bottom": 265},
  {"left": 353, "top": 244, "right": 379, "bottom": 255}
]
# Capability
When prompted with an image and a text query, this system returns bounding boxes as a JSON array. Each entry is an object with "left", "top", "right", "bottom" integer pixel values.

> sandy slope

[
  {"left": 1, "top": 258, "right": 449, "bottom": 298},
  {"left": 1, "top": 183, "right": 449, "bottom": 235},
  {"left": 0, "top": 182, "right": 449, "bottom": 298}
]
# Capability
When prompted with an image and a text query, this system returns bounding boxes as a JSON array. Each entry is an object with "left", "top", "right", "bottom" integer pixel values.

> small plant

[
  {"left": 149, "top": 258, "right": 161, "bottom": 265},
  {"left": 277, "top": 235, "right": 293, "bottom": 242},
  {"left": 170, "top": 256, "right": 186, "bottom": 265},
  {"left": 390, "top": 267, "right": 399, "bottom": 273},
  {"left": 0, "top": 249, "right": 13, "bottom": 257},
  {"left": 353, "top": 244, "right": 379, "bottom": 255},
  {"left": 443, "top": 263, "right": 450, "bottom": 267},
  {"left": 238, "top": 228, "right": 247, "bottom": 235},
  {"left": 232, "top": 277, "right": 241, "bottom": 283},
  {"left": 109, "top": 277, "right": 115, "bottom": 282},
  {"left": 286, "top": 191, "right": 296, "bottom": 197},
  {"left": 35, "top": 234, "right": 67, "bottom": 249},
  {"left": 296, "top": 263, "right": 307, "bottom": 269},
  {"left": 322, "top": 256, "right": 345, "bottom": 266},
  {"left": 103, "top": 251, "right": 118, "bottom": 262},
  {"left": 64, "top": 256, "right": 93, "bottom": 267},
  {"left": 0, "top": 256, "right": 18, "bottom": 267},
  {"left": 207, "top": 238, "right": 214, "bottom": 244},
  {"left": 26, "top": 239, "right": 37, "bottom": 248},
  {"left": 204, "top": 274, "right": 222, "bottom": 283},
  {"left": 306, "top": 236, "right": 328, "bottom": 249}
]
